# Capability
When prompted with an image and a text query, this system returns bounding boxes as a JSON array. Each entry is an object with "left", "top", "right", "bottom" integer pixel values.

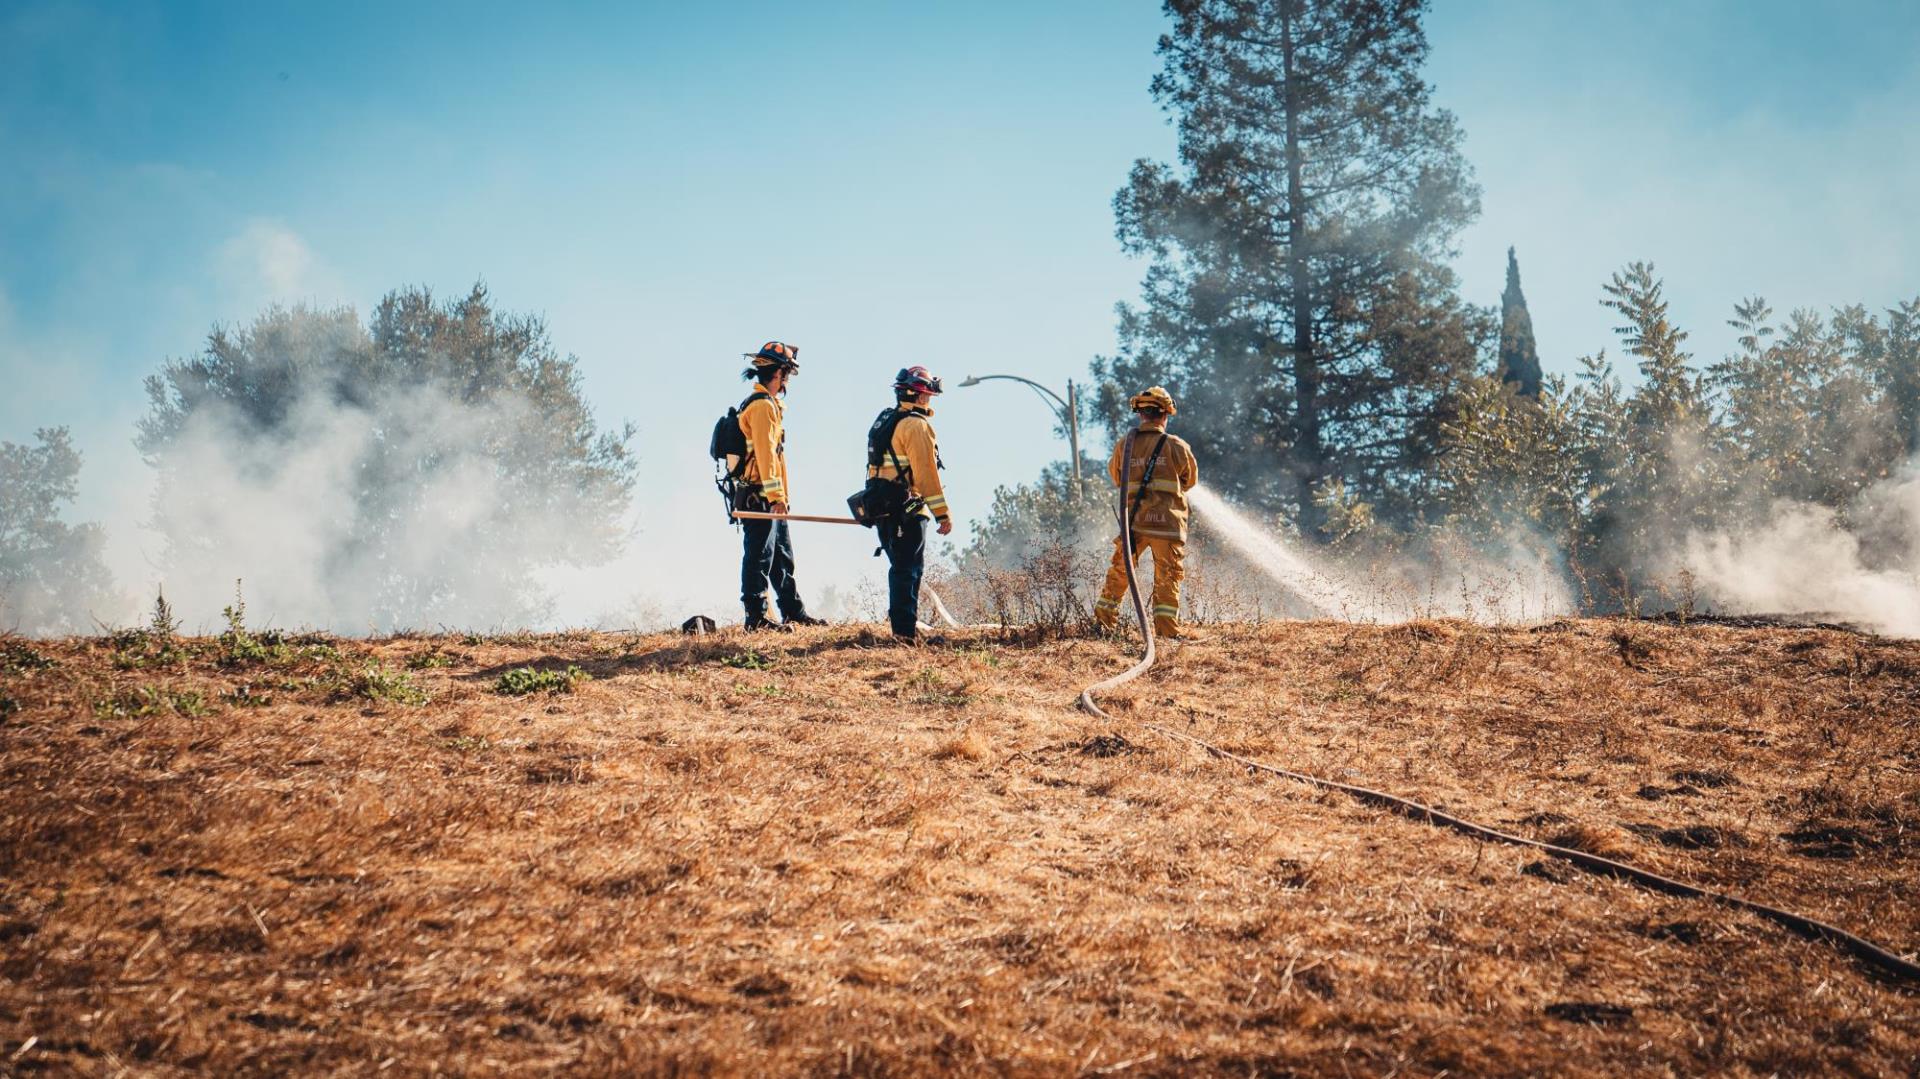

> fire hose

[{"left": 1074, "top": 471, "right": 1920, "bottom": 987}]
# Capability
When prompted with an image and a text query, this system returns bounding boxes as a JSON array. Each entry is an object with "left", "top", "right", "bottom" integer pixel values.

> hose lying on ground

[
  {"left": 921, "top": 586, "right": 966, "bottom": 633},
  {"left": 1074, "top": 473, "right": 1920, "bottom": 987},
  {"left": 1078, "top": 429, "right": 1156, "bottom": 717},
  {"left": 1142, "top": 722, "right": 1920, "bottom": 985}
]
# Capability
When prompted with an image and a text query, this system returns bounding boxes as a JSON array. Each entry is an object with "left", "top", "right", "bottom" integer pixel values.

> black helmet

[{"left": 745, "top": 340, "right": 801, "bottom": 374}]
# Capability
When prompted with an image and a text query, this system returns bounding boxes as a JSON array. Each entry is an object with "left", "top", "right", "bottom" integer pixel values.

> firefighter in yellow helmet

[{"left": 1093, "top": 386, "right": 1200, "bottom": 639}]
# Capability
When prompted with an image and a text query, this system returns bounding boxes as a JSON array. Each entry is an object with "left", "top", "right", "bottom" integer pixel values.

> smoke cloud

[
  {"left": 1679, "top": 462, "right": 1920, "bottom": 636},
  {"left": 136, "top": 379, "right": 629, "bottom": 633}
]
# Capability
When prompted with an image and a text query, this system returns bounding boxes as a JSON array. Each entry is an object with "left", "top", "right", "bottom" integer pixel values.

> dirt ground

[{"left": 2, "top": 618, "right": 1916, "bottom": 1076}]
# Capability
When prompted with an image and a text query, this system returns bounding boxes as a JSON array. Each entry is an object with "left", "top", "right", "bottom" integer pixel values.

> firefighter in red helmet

[{"left": 862, "top": 366, "right": 952, "bottom": 640}]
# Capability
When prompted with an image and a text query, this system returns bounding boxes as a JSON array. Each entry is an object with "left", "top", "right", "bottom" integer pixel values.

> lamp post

[{"left": 956, "top": 374, "right": 1082, "bottom": 485}]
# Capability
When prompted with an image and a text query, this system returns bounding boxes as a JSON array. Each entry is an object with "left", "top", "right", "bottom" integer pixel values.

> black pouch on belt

[
  {"left": 846, "top": 477, "right": 907, "bottom": 527},
  {"left": 734, "top": 485, "right": 770, "bottom": 515}
]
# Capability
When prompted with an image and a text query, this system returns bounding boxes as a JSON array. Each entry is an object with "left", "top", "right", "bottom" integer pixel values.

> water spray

[{"left": 1185, "top": 484, "right": 1390, "bottom": 621}]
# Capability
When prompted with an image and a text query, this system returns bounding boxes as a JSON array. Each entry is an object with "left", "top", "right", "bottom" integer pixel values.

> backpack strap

[
  {"left": 868, "top": 407, "right": 914, "bottom": 485},
  {"left": 732, "top": 390, "right": 775, "bottom": 480}
]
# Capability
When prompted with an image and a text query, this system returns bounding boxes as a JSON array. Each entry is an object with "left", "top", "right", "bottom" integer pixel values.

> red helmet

[
  {"left": 893, "top": 365, "right": 944, "bottom": 396},
  {"left": 746, "top": 340, "right": 800, "bottom": 373}
]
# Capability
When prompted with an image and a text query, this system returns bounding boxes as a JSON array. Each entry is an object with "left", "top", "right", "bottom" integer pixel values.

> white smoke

[
  {"left": 1679, "top": 463, "right": 1920, "bottom": 636},
  {"left": 217, "top": 220, "right": 320, "bottom": 300},
  {"left": 138, "top": 378, "right": 633, "bottom": 634}
]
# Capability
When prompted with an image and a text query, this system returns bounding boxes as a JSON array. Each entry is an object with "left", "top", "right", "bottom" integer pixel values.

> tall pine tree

[
  {"left": 1097, "top": 0, "right": 1483, "bottom": 531},
  {"left": 1497, "top": 247, "right": 1542, "bottom": 398}
]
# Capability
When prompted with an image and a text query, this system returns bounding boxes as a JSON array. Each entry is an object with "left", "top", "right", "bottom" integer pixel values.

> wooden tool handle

[{"left": 732, "top": 510, "right": 864, "bottom": 525}]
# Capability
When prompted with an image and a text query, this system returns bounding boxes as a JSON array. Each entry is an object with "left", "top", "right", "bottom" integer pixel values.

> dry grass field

[{"left": 2, "top": 618, "right": 1917, "bottom": 1076}]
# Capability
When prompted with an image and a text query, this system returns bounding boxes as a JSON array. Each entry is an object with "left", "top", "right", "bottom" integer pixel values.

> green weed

[
  {"left": 108, "top": 627, "right": 197, "bottom": 670},
  {"left": 214, "top": 586, "right": 345, "bottom": 669},
  {"left": 719, "top": 648, "right": 775, "bottom": 671},
  {"left": 218, "top": 580, "right": 273, "bottom": 664},
  {"left": 148, "top": 586, "right": 180, "bottom": 639},
  {"left": 224, "top": 683, "right": 276, "bottom": 708},
  {"left": 909, "top": 668, "right": 972, "bottom": 708},
  {"left": 1, "top": 640, "right": 54, "bottom": 676},
  {"left": 352, "top": 663, "right": 429, "bottom": 705},
  {"left": 94, "top": 685, "right": 209, "bottom": 720},
  {"left": 495, "top": 665, "right": 590, "bottom": 696},
  {"left": 958, "top": 645, "right": 1001, "bottom": 669}
]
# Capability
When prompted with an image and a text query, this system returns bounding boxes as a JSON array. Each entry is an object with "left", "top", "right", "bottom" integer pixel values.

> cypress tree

[{"left": 1498, "top": 247, "right": 1543, "bottom": 398}]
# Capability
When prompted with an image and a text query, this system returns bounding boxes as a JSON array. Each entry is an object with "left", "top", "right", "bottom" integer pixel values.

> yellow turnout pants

[{"left": 1093, "top": 533, "right": 1185, "bottom": 635}]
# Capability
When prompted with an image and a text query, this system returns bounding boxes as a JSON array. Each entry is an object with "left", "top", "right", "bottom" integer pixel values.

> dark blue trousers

[
  {"left": 740, "top": 516, "right": 803, "bottom": 620},
  {"left": 879, "top": 514, "right": 926, "bottom": 638}
]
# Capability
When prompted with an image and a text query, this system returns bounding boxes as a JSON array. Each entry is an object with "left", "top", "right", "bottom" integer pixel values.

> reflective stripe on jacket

[
  {"left": 1108, "top": 422, "right": 1197, "bottom": 540},
  {"left": 739, "top": 393, "right": 788, "bottom": 502},
  {"left": 867, "top": 404, "right": 949, "bottom": 522}
]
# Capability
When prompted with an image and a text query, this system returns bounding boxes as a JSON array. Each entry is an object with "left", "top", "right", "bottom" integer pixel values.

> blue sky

[{"left": 3, "top": 0, "right": 1917, "bottom": 621}]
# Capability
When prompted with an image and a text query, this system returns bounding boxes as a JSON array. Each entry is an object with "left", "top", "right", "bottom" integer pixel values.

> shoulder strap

[
  {"left": 1128, "top": 433, "right": 1170, "bottom": 527},
  {"left": 868, "top": 408, "right": 913, "bottom": 479}
]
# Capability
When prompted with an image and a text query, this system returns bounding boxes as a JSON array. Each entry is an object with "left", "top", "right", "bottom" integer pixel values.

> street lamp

[{"left": 957, "top": 374, "right": 1083, "bottom": 485}]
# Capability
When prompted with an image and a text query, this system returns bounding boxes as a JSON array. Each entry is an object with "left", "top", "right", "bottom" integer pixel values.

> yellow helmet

[{"left": 1130, "top": 385, "right": 1177, "bottom": 416}]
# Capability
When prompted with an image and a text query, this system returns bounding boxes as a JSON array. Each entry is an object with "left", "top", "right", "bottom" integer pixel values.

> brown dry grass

[{"left": 1, "top": 619, "right": 1917, "bottom": 1076}]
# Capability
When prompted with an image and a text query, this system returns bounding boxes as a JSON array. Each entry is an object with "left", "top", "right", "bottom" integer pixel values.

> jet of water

[{"left": 1186, "top": 484, "right": 1390, "bottom": 622}]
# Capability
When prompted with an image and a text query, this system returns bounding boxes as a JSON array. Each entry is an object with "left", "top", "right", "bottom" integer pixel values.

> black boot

[
  {"left": 744, "top": 614, "right": 792, "bottom": 633},
  {"left": 783, "top": 612, "right": 828, "bottom": 627}
]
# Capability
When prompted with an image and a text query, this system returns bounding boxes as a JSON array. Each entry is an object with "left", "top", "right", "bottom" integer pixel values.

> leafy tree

[
  {"left": 1714, "top": 301, "right": 1898, "bottom": 510},
  {"left": 1096, "top": 0, "right": 1484, "bottom": 532},
  {"left": 1563, "top": 350, "right": 1628, "bottom": 561},
  {"left": 1711, "top": 296, "right": 1799, "bottom": 497},
  {"left": 1572, "top": 262, "right": 1722, "bottom": 588},
  {"left": 137, "top": 285, "right": 635, "bottom": 629},
  {"left": 0, "top": 427, "right": 118, "bottom": 633},
  {"left": 1875, "top": 297, "right": 1920, "bottom": 458},
  {"left": 1434, "top": 375, "right": 1581, "bottom": 540},
  {"left": 1497, "top": 247, "right": 1542, "bottom": 398}
]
